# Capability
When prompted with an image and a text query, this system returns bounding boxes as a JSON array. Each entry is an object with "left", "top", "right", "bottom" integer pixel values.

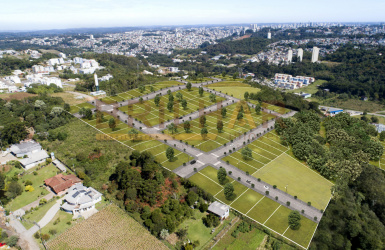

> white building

[
  {"left": 267, "top": 30, "right": 272, "bottom": 39},
  {"left": 274, "top": 73, "right": 315, "bottom": 89},
  {"left": 311, "top": 47, "right": 320, "bottom": 63},
  {"left": 58, "top": 52, "right": 66, "bottom": 58},
  {"left": 32, "top": 65, "right": 54, "bottom": 74},
  {"left": 287, "top": 49, "right": 293, "bottom": 63},
  {"left": 61, "top": 183, "right": 102, "bottom": 215},
  {"left": 25, "top": 74, "right": 63, "bottom": 88},
  {"left": 10, "top": 140, "right": 49, "bottom": 170},
  {"left": 48, "top": 58, "right": 65, "bottom": 66},
  {"left": 208, "top": 201, "right": 229, "bottom": 220},
  {"left": 297, "top": 48, "right": 303, "bottom": 62}
]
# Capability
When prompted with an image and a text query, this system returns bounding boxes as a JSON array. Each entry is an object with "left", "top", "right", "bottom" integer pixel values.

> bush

[
  {"left": 49, "top": 229, "right": 57, "bottom": 235},
  {"left": 5, "top": 236, "right": 19, "bottom": 247},
  {"left": 265, "top": 191, "right": 269, "bottom": 195},
  {"left": 286, "top": 201, "right": 290, "bottom": 206},
  {"left": 288, "top": 211, "right": 301, "bottom": 230},
  {"left": 273, "top": 185, "right": 277, "bottom": 189},
  {"left": 41, "top": 234, "right": 50, "bottom": 241},
  {"left": 34, "top": 231, "right": 40, "bottom": 239},
  {"left": 25, "top": 180, "right": 33, "bottom": 186},
  {"left": 275, "top": 196, "right": 278, "bottom": 200},
  {"left": 307, "top": 202, "right": 311, "bottom": 206},
  {"left": 39, "top": 198, "right": 47, "bottom": 205},
  {"left": 25, "top": 185, "right": 34, "bottom": 192}
]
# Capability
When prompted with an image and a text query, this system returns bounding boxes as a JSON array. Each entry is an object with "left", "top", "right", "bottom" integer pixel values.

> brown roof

[{"left": 45, "top": 174, "right": 82, "bottom": 194}]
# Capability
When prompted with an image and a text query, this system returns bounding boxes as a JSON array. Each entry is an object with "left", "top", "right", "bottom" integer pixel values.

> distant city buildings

[
  {"left": 267, "top": 30, "right": 272, "bottom": 39},
  {"left": 287, "top": 49, "right": 293, "bottom": 63},
  {"left": 311, "top": 47, "right": 320, "bottom": 63}
]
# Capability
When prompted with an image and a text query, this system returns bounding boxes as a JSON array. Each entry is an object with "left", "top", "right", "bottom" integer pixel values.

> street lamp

[{"left": 285, "top": 184, "right": 288, "bottom": 193}]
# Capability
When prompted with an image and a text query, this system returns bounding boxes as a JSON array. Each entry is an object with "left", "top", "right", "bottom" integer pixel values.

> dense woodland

[
  {"left": 0, "top": 95, "right": 72, "bottom": 147},
  {"left": 275, "top": 111, "right": 385, "bottom": 248}
]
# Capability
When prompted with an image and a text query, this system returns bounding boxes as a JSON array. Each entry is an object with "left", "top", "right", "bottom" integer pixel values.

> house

[
  {"left": 19, "top": 150, "right": 49, "bottom": 170},
  {"left": 10, "top": 140, "right": 43, "bottom": 158},
  {"left": 208, "top": 201, "right": 229, "bottom": 220},
  {"left": 61, "top": 183, "right": 102, "bottom": 215},
  {"left": 45, "top": 174, "right": 82, "bottom": 194}
]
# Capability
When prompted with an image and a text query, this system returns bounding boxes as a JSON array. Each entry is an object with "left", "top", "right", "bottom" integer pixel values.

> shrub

[
  {"left": 25, "top": 180, "right": 33, "bottom": 186},
  {"left": 307, "top": 202, "right": 311, "bottom": 206},
  {"left": 286, "top": 201, "right": 290, "bottom": 206},
  {"left": 288, "top": 211, "right": 301, "bottom": 230},
  {"left": 228, "top": 171, "right": 232, "bottom": 175},
  {"left": 25, "top": 185, "right": 34, "bottom": 192},
  {"left": 251, "top": 184, "right": 255, "bottom": 188},
  {"left": 273, "top": 185, "right": 277, "bottom": 189},
  {"left": 49, "top": 229, "right": 57, "bottom": 235},
  {"left": 34, "top": 231, "right": 40, "bottom": 239},
  {"left": 294, "top": 196, "right": 297, "bottom": 199},
  {"left": 39, "top": 198, "right": 47, "bottom": 205},
  {"left": 257, "top": 178, "right": 261, "bottom": 182},
  {"left": 275, "top": 196, "right": 278, "bottom": 200},
  {"left": 237, "top": 177, "right": 241, "bottom": 181},
  {"left": 301, "top": 210, "right": 305, "bottom": 214},
  {"left": 265, "top": 191, "right": 269, "bottom": 195}
]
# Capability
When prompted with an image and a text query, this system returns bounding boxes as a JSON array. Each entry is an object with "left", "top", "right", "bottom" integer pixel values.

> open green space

[
  {"left": 283, "top": 216, "right": 318, "bottom": 248},
  {"left": 163, "top": 102, "right": 276, "bottom": 152},
  {"left": 231, "top": 189, "right": 264, "bottom": 214},
  {"left": 6, "top": 164, "right": 59, "bottom": 212},
  {"left": 189, "top": 172, "right": 223, "bottom": 196},
  {"left": 287, "top": 79, "right": 326, "bottom": 95},
  {"left": 115, "top": 81, "right": 184, "bottom": 100},
  {"left": 253, "top": 153, "right": 332, "bottom": 210},
  {"left": 207, "top": 81, "right": 260, "bottom": 99},
  {"left": 40, "top": 210, "right": 76, "bottom": 240},
  {"left": 76, "top": 102, "right": 95, "bottom": 109},
  {"left": 118, "top": 87, "right": 225, "bottom": 127},
  {"left": 264, "top": 205, "right": 292, "bottom": 234},
  {"left": 246, "top": 197, "right": 280, "bottom": 224}
]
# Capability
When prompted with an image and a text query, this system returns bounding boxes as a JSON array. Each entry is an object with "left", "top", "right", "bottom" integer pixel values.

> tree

[
  {"left": 181, "top": 99, "right": 187, "bottom": 110},
  {"left": 380, "top": 131, "right": 385, "bottom": 141},
  {"left": 5, "top": 236, "right": 19, "bottom": 247},
  {"left": 222, "top": 71, "right": 226, "bottom": 77},
  {"left": 159, "top": 229, "right": 169, "bottom": 240},
  {"left": 186, "top": 191, "right": 198, "bottom": 206},
  {"left": 64, "top": 103, "right": 70, "bottom": 112},
  {"left": 255, "top": 103, "right": 261, "bottom": 115},
  {"left": 217, "top": 167, "right": 227, "bottom": 185},
  {"left": 168, "top": 93, "right": 174, "bottom": 103},
  {"left": 288, "top": 211, "right": 301, "bottom": 230},
  {"left": 241, "top": 147, "right": 253, "bottom": 160},
  {"left": 224, "top": 183, "right": 234, "bottom": 200},
  {"left": 221, "top": 107, "right": 227, "bottom": 118},
  {"left": 128, "top": 128, "right": 139, "bottom": 142},
  {"left": 0, "top": 122, "right": 28, "bottom": 145},
  {"left": 209, "top": 93, "right": 216, "bottom": 102},
  {"left": 184, "top": 121, "right": 191, "bottom": 133},
  {"left": 6, "top": 181, "right": 22, "bottom": 199},
  {"left": 167, "top": 101, "right": 174, "bottom": 112},
  {"left": 154, "top": 95, "right": 160, "bottom": 107},
  {"left": 200, "top": 115, "right": 206, "bottom": 127},
  {"left": 108, "top": 118, "right": 116, "bottom": 130},
  {"left": 167, "top": 123, "right": 177, "bottom": 134},
  {"left": 371, "top": 116, "right": 379, "bottom": 123},
  {"left": 217, "top": 120, "right": 224, "bottom": 133},
  {"left": 197, "top": 73, "right": 204, "bottom": 80},
  {"left": 139, "top": 85, "right": 145, "bottom": 93},
  {"left": 166, "top": 147, "right": 174, "bottom": 162},
  {"left": 199, "top": 87, "right": 204, "bottom": 97},
  {"left": 85, "top": 109, "right": 93, "bottom": 120},
  {"left": 233, "top": 73, "right": 237, "bottom": 80},
  {"left": 201, "top": 127, "right": 208, "bottom": 140},
  {"left": 244, "top": 91, "right": 249, "bottom": 100},
  {"left": 34, "top": 100, "right": 46, "bottom": 110},
  {"left": 176, "top": 92, "right": 183, "bottom": 101},
  {"left": 237, "top": 111, "right": 243, "bottom": 120},
  {"left": 186, "top": 82, "right": 192, "bottom": 91}
]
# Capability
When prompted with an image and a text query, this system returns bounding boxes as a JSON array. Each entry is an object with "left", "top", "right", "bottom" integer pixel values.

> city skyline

[{"left": 1, "top": 0, "right": 385, "bottom": 31}]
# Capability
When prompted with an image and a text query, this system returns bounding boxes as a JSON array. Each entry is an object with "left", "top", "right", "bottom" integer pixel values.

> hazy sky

[{"left": 1, "top": 0, "right": 384, "bottom": 31}]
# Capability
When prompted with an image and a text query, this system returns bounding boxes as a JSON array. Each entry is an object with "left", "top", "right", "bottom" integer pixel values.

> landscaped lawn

[
  {"left": 40, "top": 210, "right": 75, "bottom": 240},
  {"left": 22, "top": 198, "right": 58, "bottom": 229},
  {"left": 215, "top": 181, "right": 248, "bottom": 205},
  {"left": 252, "top": 153, "right": 332, "bottom": 210},
  {"left": 189, "top": 172, "right": 223, "bottom": 196},
  {"left": 264, "top": 205, "right": 292, "bottom": 234},
  {"left": 207, "top": 81, "right": 260, "bottom": 99},
  {"left": 246, "top": 197, "right": 280, "bottom": 224},
  {"left": 283, "top": 216, "right": 318, "bottom": 248},
  {"left": 231, "top": 189, "right": 264, "bottom": 214},
  {"left": 7, "top": 164, "right": 59, "bottom": 212}
]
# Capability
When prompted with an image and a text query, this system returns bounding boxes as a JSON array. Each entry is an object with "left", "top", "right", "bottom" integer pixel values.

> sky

[{"left": 1, "top": 0, "right": 384, "bottom": 31}]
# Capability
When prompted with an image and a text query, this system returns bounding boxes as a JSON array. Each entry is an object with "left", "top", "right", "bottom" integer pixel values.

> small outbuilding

[{"left": 208, "top": 201, "right": 230, "bottom": 220}]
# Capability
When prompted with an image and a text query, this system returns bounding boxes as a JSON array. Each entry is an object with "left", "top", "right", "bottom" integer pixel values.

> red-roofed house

[{"left": 45, "top": 174, "right": 82, "bottom": 194}]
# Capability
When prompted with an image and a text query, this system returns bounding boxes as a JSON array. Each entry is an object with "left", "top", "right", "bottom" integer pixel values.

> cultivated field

[
  {"left": 163, "top": 102, "right": 276, "bottom": 152},
  {"left": 46, "top": 204, "right": 167, "bottom": 250},
  {"left": 118, "top": 87, "right": 226, "bottom": 127}
]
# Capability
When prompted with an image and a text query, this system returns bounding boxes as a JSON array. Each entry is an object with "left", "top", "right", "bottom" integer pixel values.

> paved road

[
  {"left": 84, "top": 78, "right": 323, "bottom": 222},
  {"left": 8, "top": 215, "right": 40, "bottom": 250}
]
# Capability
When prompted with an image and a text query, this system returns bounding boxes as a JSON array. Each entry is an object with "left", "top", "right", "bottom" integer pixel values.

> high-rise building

[
  {"left": 250, "top": 24, "right": 257, "bottom": 32},
  {"left": 267, "top": 30, "right": 271, "bottom": 39},
  {"left": 311, "top": 47, "right": 319, "bottom": 63},
  {"left": 90, "top": 34, "right": 94, "bottom": 40},
  {"left": 94, "top": 73, "right": 99, "bottom": 91},
  {"left": 287, "top": 49, "right": 293, "bottom": 63},
  {"left": 297, "top": 48, "right": 303, "bottom": 62}
]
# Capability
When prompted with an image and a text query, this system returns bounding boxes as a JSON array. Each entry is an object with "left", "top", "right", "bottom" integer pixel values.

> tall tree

[
  {"left": 166, "top": 147, "right": 174, "bottom": 162},
  {"left": 217, "top": 167, "right": 227, "bottom": 185}
]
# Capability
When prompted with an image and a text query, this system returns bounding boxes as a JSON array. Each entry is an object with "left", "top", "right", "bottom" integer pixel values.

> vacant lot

[
  {"left": 47, "top": 204, "right": 167, "bottom": 250},
  {"left": 207, "top": 81, "right": 260, "bottom": 99}
]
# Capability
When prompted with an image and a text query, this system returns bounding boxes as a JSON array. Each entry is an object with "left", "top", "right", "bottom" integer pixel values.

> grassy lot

[
  {"left": 22, "top": 198, "right": 57, "bottom": 229},
  {"left": 118, "top": 87, "right": 225, "bottom": 127},
  {"left": 264, "top": 205, "right": 292, "bottom": 234},
  {"left": 213, "top": 221, "right": 266, "bottom": 250},
  {"left": 207, "top": 81, "right": 260, "bottom": 99},
  {"left": 163, "top": 102, "right": 276, "bottom": 152},
  {"left": 253, "top": 153, "right": 332, "bottom": 210},
  {"left": 287, "top": 79, "right": 326, "bottom": 95},
  {"left": 247, "top": 197, "right": 280, "bottom": 224},
  {"left": 283, "top": 216, "right": 318, "bottom": 248},
  {"left": 231, "top": 189, "right": 264, "bottom": 214},
  {"left": 51, "top": 92, "right": 88, "bottom": 106},
  {"left": 188, "top": 77, "right": 214, "bottom": 83},
  {"left": 40, "top": 210, "right": 75, "bottom": 240},
  {"left": 189, "top": 167, "right": 224, "bottom": 196},
  {"left": 6, "top": 164, "right": 59, "bottom": 212},
  {"left": 46, "top": 204, "right": 167, "bottom": 250},
  {"left": 322, "top": 97, "right": 385, "bottom": 113}
]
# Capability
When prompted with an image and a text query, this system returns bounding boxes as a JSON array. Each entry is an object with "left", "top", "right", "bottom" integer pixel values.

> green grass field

[
  {"left": 163, "top": 102, "right": 276, "bottom": 152},
  {"left": 22, "top": 198, "right": 57, "bottom": 229},
  {"left": 118, "top": 87, "right": 226, "bottom": 127},
  {"left": 252, "top": 153, "right": 332, "bottom": 210},
  {"left": 207, "top": 81, "right": 260, "bottom": 99},
  {"left": 287, "top": 80, "right": 326, "bottom": 95}
]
